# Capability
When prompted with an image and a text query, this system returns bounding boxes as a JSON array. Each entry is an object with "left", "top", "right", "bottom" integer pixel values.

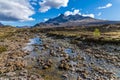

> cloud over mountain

[
  {"left": 39, "top": 0, "right": 69, "bottom": 12},
  {"left": 64, "top": 9, "right": 81, "bottom": 16},
  {"left": 64, "top": 9, "right": 95, "bottom": 18},
  {"left": 0, "top": 0, "right": 35, "bottom": 21},
  {"left": 82, "top": 14, "right": 95, "bottom": 18}
]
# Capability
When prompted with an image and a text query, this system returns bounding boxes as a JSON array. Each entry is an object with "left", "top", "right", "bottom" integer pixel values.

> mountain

[
  {"left": 34, "top": 14, "right": 120, "bottom": 27},
  {"left": 0, "top": 22, "right": 3, "bottom": 26},
  {"left": 45, "top": 14, "right": 92, "bottom": 24}
]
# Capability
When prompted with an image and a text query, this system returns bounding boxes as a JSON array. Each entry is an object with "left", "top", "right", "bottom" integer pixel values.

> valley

[
  {"left": 0, "top": 25, "right": 120, "bottom": 80},
  {"left": 0, "top": 0, "right": 120, "bottom": 80}
]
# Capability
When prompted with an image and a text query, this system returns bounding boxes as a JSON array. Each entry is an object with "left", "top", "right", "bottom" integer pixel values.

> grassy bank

[{"left": 46, "top": 27, "right": 120, "bottom": 44}]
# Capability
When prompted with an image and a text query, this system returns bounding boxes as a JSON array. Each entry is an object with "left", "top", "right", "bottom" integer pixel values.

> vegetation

[
  {"left": 46, "top": 26, "right": 120, "bottom": 43},
  {"left": 0, "top": 46, "right": 7, "bottom": 53},
  {"left": 0, "top": 24, "right": 120, "bottom": 44},
  {"left": 0, "top": 24, "right": 120, "bottom": 80},
  {"left": 93, "top": 28, "right": 101, "bottom": 38}
]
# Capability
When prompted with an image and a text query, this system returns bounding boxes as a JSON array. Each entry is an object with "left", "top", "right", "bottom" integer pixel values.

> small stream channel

[{"left": 22, "top": 35, "right": 120, "bottom": 79}]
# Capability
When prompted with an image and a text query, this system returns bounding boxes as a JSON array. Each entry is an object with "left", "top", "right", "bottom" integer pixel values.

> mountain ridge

[{"left": 34, "top": 14, "right": 120, "bottom": 27}]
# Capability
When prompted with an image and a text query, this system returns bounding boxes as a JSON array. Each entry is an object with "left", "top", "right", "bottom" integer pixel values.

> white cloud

[
  {"left": 64, "top": 9, "right": 81, "bottom": 16},
  {"left": 29, "top": 0, "right": 38, "bottom": 5},
  {"left": 31, "top": 2, "right": 37, "bottom": 5},
  {"left": 44, "top": 18, "right": 48, "bottom": 21},
  {"left": 39, "top": 0, "right": 69, "bottom": 12},
  {"left": 29, "top": 0, "right": 38, "bottom": 1},
  {"left": 98, "top": 3, "right": 112, "bottom": 9},
  {"left": 0, "top": 0, "right": 35, "bottom": 21},
  {"left": 64, "top": 9, "right": 94, "bottom": 18},
  {"left": 82, "top": 14, "right": 95, "bottom": 18}
]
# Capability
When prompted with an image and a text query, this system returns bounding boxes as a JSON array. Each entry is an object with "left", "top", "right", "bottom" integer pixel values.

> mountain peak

[
  {"left": 59, "top": 14, "right": 64, "bottom": 17},
  {"left": 45, "top": 14, "right": 92, "bottom": 24}
]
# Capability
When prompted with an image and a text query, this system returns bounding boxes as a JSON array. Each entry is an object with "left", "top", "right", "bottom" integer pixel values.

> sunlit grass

[
  {"left": 0, "top": 46, "right": 7, "bottom": 53},
  {"left": 47, "top": 30, "right": 120, "bottom": 43}
]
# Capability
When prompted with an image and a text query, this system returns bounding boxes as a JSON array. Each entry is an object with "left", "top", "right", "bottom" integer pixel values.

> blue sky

[{"left": 0, "top": 0, "right": 120, "bottom": 26}]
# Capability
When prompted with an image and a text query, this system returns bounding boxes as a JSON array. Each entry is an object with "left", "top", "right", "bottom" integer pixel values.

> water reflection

[
  {"left": 23, "top": 37, "right": 42, "bottom": 52},
  {"left": 64, "top": 48, "right": 73, "bottom": 54},
  {"left": 27, "top": 37, "right": 42, "bottom": 45}
]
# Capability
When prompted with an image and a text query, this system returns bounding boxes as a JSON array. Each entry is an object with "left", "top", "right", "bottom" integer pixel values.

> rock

[
  {"left": 6, "top": 72, "right": 16, "bottom": 77},
  {"left": 43, "top": 44, "right": 49, "bottom": 49},
  {"left": 59, "top": 63, "right": 64, "bottom": 69},
  {"left": 85, "top": 48, "right": 92, "bottom": 53},
  {"left": 60, "top": 59, "right": 67, "bottom": 64},
  {"left": 64, "top": 64, "right": 70, "bottom": 70},
  {"left": 19, "top": 71, "right": 27, "bottom": 76},
  {"left": 0, "top": 67, "right": 7, "bottom": 73},
  {"left": 15, "top": 59, "right": 25, "bottom": 70},
  {"left": 50, "top": 49, "right": 56, "bottom": 56},
  {"left": 0, "top": 63, "right": 5, "bottom": 67},
  {"left": 62, "top": 74, "right": 68, "bottom": 79},
  {"left": 82, "top": 73, "right": 87, "bottom": 79},
  {"left": 48, "top": 59, "right": 52, "bottom": 64},
  {"left": 8, "top": 65, "right": 16, "bottom": 72},
  {"left": 58, "top": 46, "right": 62, "bottom": 52},
  {"left": 59, "top": 59, "right": 72, "bottom": 70},
  {"left": 58, "top": 63, "right": 71, "bottom": 70},
  {"left": 60, "top": 54, "right": 64, "bottom": 57},
  {"left": 63, "top": 54, "right": 69, "bottom": 58},
  {"left": 40, "top": 59, "right": 53, "bottom": 69},
  {"left": 42, "top": 65, "right": 49, "bottom": 69},
  {"left": 77, "top": 76, "right": 82, "bottom": 80}
]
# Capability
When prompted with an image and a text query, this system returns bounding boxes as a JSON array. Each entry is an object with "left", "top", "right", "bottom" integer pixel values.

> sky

[{"left": 0, "top": 0, "right": 120, "bottom": 26}]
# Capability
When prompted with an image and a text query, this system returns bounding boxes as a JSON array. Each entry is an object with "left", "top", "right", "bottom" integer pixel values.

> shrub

[{"left": 93, "top": 28, "right": 101, "bottom": 38}]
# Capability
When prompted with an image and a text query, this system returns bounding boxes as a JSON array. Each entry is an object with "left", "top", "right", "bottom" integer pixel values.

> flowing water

[{"left": 22, "top": 35, "right": 120, "bottom": 80}]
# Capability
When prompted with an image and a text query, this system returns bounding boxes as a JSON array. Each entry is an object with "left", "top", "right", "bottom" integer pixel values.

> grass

[
  {"left": 47, "top": 29, "right": 120, "bottom": 44},
  {"left": 47, "top": 31, "right": 92, "bottom": 38},
  {"left": 0, "top": 46, "right": 7, "bottom": 53},
  {"left": 0, "top": 27, "right": 17, "bottom": 39},
  {"left": 38, "top": 68, "right": 63, "bottom": 80}
]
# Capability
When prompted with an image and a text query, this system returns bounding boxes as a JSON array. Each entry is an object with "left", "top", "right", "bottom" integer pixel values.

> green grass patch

[{"left": 0, "top": 46, "right": 7, "bottom": 53}]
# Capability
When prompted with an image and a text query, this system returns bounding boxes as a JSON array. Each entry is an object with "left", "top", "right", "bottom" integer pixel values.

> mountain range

[
  {"left": 34, "top": 14, "right": 120, "bottom": 27},
  {"left": 1, "top": 14, "right": 120, "bottom": 28}
]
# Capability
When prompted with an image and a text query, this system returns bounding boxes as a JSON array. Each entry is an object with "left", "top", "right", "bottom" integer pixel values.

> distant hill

[
  {"left": 0, "top": 22, "right": 3, "bottom": 26},
  {"left": 34, "top": 14, "right": 120, "bottom": 27},
  {"left": 16, "top": 26, "right": 32, "bottom": 28}
]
